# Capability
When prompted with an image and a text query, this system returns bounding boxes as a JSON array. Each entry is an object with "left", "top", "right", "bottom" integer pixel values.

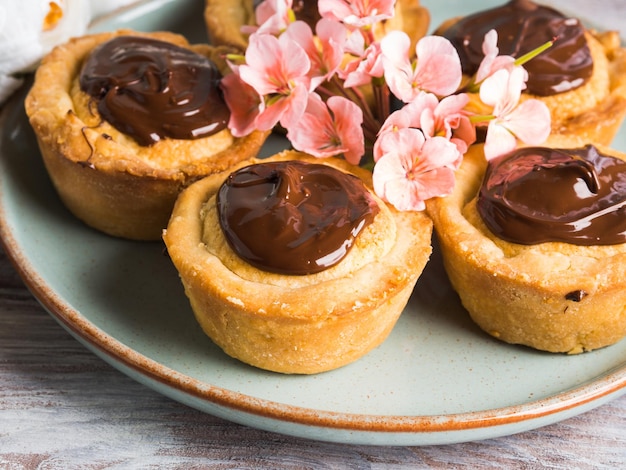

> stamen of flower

[
  {"left": 265, "top": 94, "right": 283, "bottom": 106},
  {"left": 287, "top": 8, "right": 296, "bottom": 23}
]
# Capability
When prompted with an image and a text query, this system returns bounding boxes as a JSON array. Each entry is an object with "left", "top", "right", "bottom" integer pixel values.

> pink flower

[
  {"left": 286, "top": 94, "right": 364, "bottom": 165},
  {"left": 218, "top": 1, "right": 557, "bottom": 214},
  {"left": 381, "top": 32, "right": 462, "bottom": 102},
  {"left": 344, "top": 28, "right": 366, "bottom": 56},
  {"left": 373, "top": 128, "right": 461, "bottom": 211},
  {"left": 239, "top": 32, "right": 312, "bottom": 130},
  {"left": 319, "top": 0, "right": 395, "bottom": 29},
  {"left": 284, "top": 19, "right": 347, "bottom": 88},
  {"left": 475, "top": 29, "right": 517, "bottom": 84},
  {"left": 419, "top": 93, "right": 476, "bottom": 156},
  {"left": 479, "top": 67, "right": 551, "bottom": 159},
  {"left": 342, "top": 42, "right": 384, "bottom": 88},
  {"left": 246, "top": 0, "right": 293, "bottom": 35},
  {"left": 374, "top": 92, "right": 474, "bottom": 161}
]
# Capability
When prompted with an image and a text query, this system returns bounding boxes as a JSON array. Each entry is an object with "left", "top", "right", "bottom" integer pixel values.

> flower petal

[
  {"left": 287, "top": 94, "right": 336, "bottom": 153},
  {"left": 328, "top": 96, "right": 364, "bottom": 164},
  {"left": 221, "top": 72, "right": 263, "bottom": 136},
  {"left": 479, "top": 67, "right": 509, "bottom": 108},
  {"left": 484, "top": 121, "right": 517, "bottom": 160},
  {"left": 502, "top": 99, "right": 551, "bottom": 145},
  {"left": 414, "top": 36, "right": 462, "bottom": 96}
]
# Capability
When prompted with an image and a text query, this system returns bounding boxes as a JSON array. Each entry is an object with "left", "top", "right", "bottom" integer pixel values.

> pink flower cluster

[{"left": 221, "top": 0, "right": 552, "bottom": 211}]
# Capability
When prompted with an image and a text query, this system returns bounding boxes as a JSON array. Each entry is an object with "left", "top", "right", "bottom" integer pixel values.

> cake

[
  {"left": 163, "top": 150, "right": 434, "bottom": 374},
  {"left": 24, "top": 29, "right": 269, "bottom": 241},
  {"left": 435, "top": 0, "right": 626, "bottom": 147},
  {"left": 426, "top": 143, "right": 626, "bottom": 354}
]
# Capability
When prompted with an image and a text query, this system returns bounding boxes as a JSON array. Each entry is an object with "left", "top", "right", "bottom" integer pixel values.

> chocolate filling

[
  {"left": 217, "top": 161, "right": 380, "bottom": 275},
  {"left": 477, "top": 145, "right": 626, "bottom": 245},
  {"left": 80, "top": 36, "right": 229, "bottom": 146}
]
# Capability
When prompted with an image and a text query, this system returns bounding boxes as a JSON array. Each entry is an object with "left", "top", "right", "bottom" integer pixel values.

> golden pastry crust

[
  {"left": 163, "top": 150, "right": 433, "bottom": 374},
  {"left": 25, "top": 29, "right": 269, "bottom": 241},
  {"left": 425, "top": 144, "right": 626, "bottom": 354},
  {"left": 204, "top": 0, "right": 256, "bottom": 51},
  {"left": 204, "top": 0, "right": 430, "bottom": 52},
  {"left": 542, "top": 30, "right": 626, "bottom": 147}
]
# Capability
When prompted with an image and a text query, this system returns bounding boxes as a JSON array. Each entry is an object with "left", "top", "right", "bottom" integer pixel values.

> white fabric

[{"left": 0, "top": 0, "right": 138, "bottom": 106}]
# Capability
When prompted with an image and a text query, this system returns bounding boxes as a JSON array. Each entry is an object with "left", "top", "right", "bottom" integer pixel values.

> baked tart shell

[
  {"left": 544, "top": 30, "right": 626, "bottom": 147},
  {"left": 25, "top": 29, "right": 269, "bottom": 241},
  {"left": 426, "top": 144, "right": 626, "bottom": 354},
  {"left": 163, "top": 151, "right": 434, "bottom": 374}
]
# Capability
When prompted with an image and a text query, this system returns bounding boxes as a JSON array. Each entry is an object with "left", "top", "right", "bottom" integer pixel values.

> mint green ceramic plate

[{"left": 1, "top": 0, "right": 625, "bottom": 446}]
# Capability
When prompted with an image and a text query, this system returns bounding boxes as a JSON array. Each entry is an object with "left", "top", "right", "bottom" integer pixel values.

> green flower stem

[
  {"left": 362, "top": 27, "right": 376, "bottom": 48},
  {"left": 373, "top": 79, "right": 390, "bottom": 123},
  {"left": 360, "top": 157, "right": 375, "bottom": 172},
  {"left": 465, "top": 80, "right": 481, "bottom": 94},
  {"left": 469, "top": 114, "right": 495, "bottom": 124},
  {"left": 224, "top": 53, "right": 245, "bottom": 64},
  {"left": 515, "top": 39, "right": 555, "bottom": 67}
]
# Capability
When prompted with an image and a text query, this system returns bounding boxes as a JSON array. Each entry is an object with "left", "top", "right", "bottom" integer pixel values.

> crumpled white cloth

[{"left": 0, "top": 0, "right": 138, "bottom": 106}]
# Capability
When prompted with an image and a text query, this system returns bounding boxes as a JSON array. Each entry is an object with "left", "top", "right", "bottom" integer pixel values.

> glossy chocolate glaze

[
  {"left": 217, "top": 161, "right": 380, "bottom": 275},
  {"left": 292, "top": 0, "right": 321, "bottom": 27},
  {"left": 80, "top": 36, "right": 229, "bottom": 146},
  {"left": 477, "top": 145, "right": 626, "bottom": 245},
  {"left": 440, "top": 0, "right": 593, "bottom": 96}
]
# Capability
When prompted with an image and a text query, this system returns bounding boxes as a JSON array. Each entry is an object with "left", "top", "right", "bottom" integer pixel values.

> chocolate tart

[
  {"left": 426, "top": 144, "right": 626, "bottom": 354},
  {"left": 163, "top": 150, "right": 433, "bottom": 374},
  {"left": 204, "top": 0, "right": 430, "bottom": 52},
  {"left": 25, "top": 30, "right": 269, "bottom": 241},
  {"left": 436, "top": 0, "right": 626, "bottom": 147}
]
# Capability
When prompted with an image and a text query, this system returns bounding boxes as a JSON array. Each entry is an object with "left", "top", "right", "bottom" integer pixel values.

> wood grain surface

[{"left": 1, "top": 244, "right": 625, "bottom": 468}]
